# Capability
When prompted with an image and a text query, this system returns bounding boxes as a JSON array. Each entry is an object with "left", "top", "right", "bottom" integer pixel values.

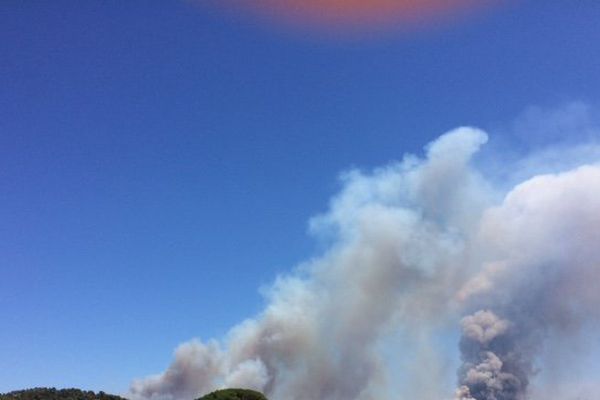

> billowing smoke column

[
  {"left": 129, "top": 123, "right": 600, "bottom": 400},
  {"left": 455, "top": 311, "right": 529, "bottom": 400},
  {"left": 455, "top": 156, "right": 600, "bottom": 399}
]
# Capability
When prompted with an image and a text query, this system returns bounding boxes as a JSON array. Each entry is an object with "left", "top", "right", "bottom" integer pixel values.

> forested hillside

[
  {"left": 0, "top": 388, "right": 268, "bottom": 400},
  {"left": 197, "top": 389, "right": 268, "bottom": 400},
  {"left": 0, "top": 388, "right": 127, "bottom": 400}
]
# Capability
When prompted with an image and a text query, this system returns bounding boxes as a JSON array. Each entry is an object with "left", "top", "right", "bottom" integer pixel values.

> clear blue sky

[{"left": 1, "top": 0, "right": 600, "bottom": 394}]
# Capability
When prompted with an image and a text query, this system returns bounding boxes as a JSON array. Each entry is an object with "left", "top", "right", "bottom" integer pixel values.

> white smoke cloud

[
  {"left": 453, "top": 162, "right": 600, "bottom": 400},
  {"left": 128, "top": 107, "right": 600, "bottom": 400},
  {"left": 129, "top": 340, "right": 224, "bottom": 400}
]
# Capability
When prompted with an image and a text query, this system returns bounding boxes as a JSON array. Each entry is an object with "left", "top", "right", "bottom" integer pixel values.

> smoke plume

[
  {"left": 129, "top": 111, "right": 600, "bottom": 400},
  {"left": 454, "top": 160, "right": 600, "bottom": 400}
]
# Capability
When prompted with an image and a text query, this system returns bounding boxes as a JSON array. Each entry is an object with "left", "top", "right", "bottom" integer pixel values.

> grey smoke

[
  {"left": 460, "top": 311, "right": 510, "bottom": 346},
  {"left": 128, "top": 110, "right": 600, "bottom": 400},
  {"left": 455, "top": 160, "right": 600, "bottom": 399},
  {"left": 455, "top": 311, "right": 529, "bottom": 400}
]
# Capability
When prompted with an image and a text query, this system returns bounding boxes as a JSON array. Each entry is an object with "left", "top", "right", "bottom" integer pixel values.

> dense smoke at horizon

[{"left": 129, "top": 106, "right": 600, "bottom": 400}]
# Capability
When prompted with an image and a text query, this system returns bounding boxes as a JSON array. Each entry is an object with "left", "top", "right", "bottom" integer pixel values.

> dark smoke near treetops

[{"left": 129, "top": 109, "right": 600, "bottom": 400}]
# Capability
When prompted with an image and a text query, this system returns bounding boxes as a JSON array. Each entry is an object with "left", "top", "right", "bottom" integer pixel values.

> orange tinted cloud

[{"left": 214, "top": 0, "right": 488, "bottom": 32}]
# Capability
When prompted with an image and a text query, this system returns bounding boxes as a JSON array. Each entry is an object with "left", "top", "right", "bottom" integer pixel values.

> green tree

[{"left": 197, "top": 389, "right": 268, "bottom": 400}]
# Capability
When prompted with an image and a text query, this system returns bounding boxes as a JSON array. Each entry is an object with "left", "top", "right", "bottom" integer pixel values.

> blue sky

[{"left": 2, "top": 0, "right": 600, "bottom": 395}]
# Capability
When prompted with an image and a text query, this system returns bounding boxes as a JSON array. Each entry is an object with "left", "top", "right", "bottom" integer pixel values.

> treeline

[
  {"left": 0, "top": 388, "right": 268, "bottom": 400},
  {"left": 0, "top": 388, "right": 128, "bottom": 400}
]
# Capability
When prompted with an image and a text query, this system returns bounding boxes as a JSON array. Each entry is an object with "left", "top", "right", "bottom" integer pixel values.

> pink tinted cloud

[{"left": 204, "top": 0, "right": 498, "bottom": 35}]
